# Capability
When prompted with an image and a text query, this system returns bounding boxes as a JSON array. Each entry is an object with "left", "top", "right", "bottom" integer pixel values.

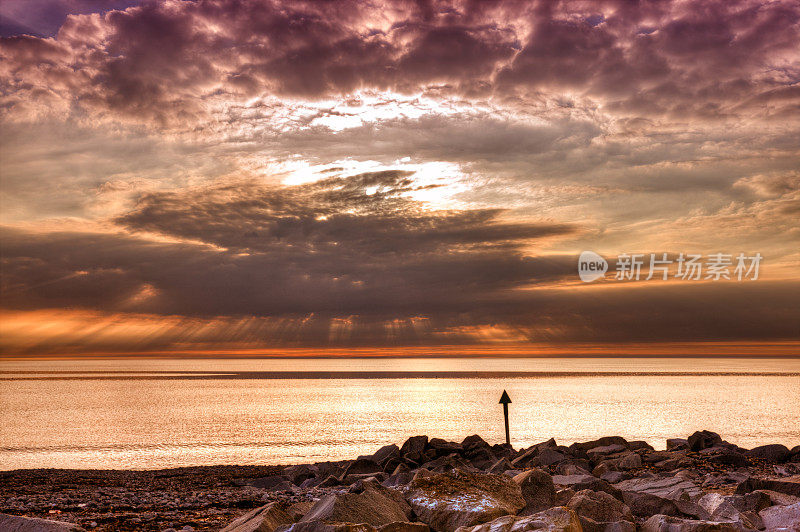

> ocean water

[{"left": 0, "top": 357, "right": 798, "bottom": 470}]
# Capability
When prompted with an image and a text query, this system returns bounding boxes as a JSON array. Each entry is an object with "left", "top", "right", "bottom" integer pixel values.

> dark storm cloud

[
  {"left": 3, "top": 219, "right": 799, "bottom": 349},
  {"left": 2, "top": 0, "right": 797, "bottom": 123},
  {"left": 1, "top": 171, "right": 574, "bottom": 319},
  {"left": 116, "top": 170, "right": 572, "bottom": 254}
]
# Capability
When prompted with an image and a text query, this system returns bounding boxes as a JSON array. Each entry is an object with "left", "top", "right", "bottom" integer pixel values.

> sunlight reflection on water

[{"left": 0, "top": 358, "right": 798, "bottom": 470}]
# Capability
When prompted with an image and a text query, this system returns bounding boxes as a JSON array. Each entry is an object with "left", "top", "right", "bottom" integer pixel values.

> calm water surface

[{"left": 1, "top": 357, "right": 798, "bottom": 470}]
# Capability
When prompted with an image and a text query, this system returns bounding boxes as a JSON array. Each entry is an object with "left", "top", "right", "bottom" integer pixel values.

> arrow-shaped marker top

[{"left": 499, "top": 390, "right": 511, "bottom": 404}]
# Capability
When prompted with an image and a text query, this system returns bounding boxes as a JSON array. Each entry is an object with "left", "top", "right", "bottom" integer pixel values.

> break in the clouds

[{"left": 1, "top": 0, "right": 799, "bottom": 354}]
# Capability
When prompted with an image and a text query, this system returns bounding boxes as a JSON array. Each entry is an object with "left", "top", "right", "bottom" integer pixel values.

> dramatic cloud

[{"left": 1, "top": 0, "right": 798, "bottom": 354}]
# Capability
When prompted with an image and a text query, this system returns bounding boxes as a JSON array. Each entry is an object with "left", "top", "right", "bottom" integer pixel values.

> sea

[{"left": 0, "top": 357, "right": 798, "bottom": 470}]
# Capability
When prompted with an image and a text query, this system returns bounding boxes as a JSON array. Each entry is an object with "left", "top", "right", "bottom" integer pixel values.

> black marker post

[{"left": 499, "top": 390, "right": 511, "bottom": 446}]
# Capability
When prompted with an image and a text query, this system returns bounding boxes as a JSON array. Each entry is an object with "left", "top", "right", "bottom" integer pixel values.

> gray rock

[
  {"left": 667, "top": 439, "right": 689, "bottom": 451},
  {"left": 534, "top": 450, "right": 566, "bottom": 467},
  {"left": 759, "top": 501, "right": 800, "bottom": 531},
  {"left": 369, "top": 444, "right": 401, "bottom": 465},
  {"left": 221, "top": 505, "right": 293, "bottom": 532},
  {"left": 736, "top": 474, "right": 800, "bottom": 497},
  {"left": 552, "top": 474, "right": 621, "bottom": 500},
  {"left": 613, "top": 475, "right": 702, "bottom": 518},
  {"left": 640, "top": 514, "right": 748, "bottom": 531},
  {"left": 487, "top": 458, "right": 514, "bottom": 474},
  {"left": 745, "top": 444, "right": 792, "bottom": 463},
  {"left": 452, "top": 507, "right": 582, "bottom": 532},
  {"left": 512, "top": 469, "right": 556, "bottom": 515},
  {"left": 401, "top": 436, "right": 429, "bottom": 456},
  {"left": 406, "top": 470, "right": 525, "bottom": 532},
  {"left": 566, "top": 489, "right": 633, "bottom": 523},
  {"left": 429, "top": 439, "right": 463, "bottom": 457},
  {"left": 0, "top": 514, "right": 86, "bottom": 532},
  {"left": 555, "top": 488, "right": 576, "bottom": 506},
  {"left": 587, "top": 445, "right": 628, "bottom": 459},
  {"left": 300, "top": 482, "right": 410, "bottom": 526},
  {"left": 343, "top": 458, "right": 382, "bottom": 477},
  {"left": 687, "top": 431, "right": 722, "bottom": 452},
  {"left": 284, "top": 464, "right": 319, "bottom": 485}
]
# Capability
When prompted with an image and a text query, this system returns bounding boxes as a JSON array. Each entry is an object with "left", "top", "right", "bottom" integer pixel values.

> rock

[
  {"left": 668, "top": 439, "right": 689, "bottom": 451},
  {"left": 754, "top": 489, "right": 800, "bottom": 506},
  {"left": 453, "top": 507, "right": 582, "bottom": 532},
  {"left": 736, "top": 474, "right": 800, "bottom": 497},
  {"left": 571, "top": 437, "right": 629, "bottom": 457},
  {"left": 344, "top": 458, "right": 382, "bottom": 477},
  {"left": 587, "top": 445, "right": 628, "bottom": 459},
  {"left": 629, "top": 441, "right": 655, "bottom": 452},
  {"left": 513, "top": 469, "right": 556, "bottom": 515},
  {"left": 288, "top": 501, "right": 317, "bottom": 521},
  {"left": 401, "top": 436, "right": 429, "bottom": 456},
  {"left": 566, "top": 489, "right": 633, "bottom": 523},
  {"left": 745, "top": 444, "right": 792, "bottom": 463},
  {"left": 614, "top": 474, "right": 702, "bottom": 501},
  {"left": 687, "top": 431, "right": 723, "bottom": 452},
  {"left": 534, "top": 450, "right": 567, "bottom": 467},
  {"left": 552, "top": 475, "right": 621, "bottom": 499},
  {"left": 0, "top": 514, "right": 86, "bottom": 532},
  {"left": 640, "top": 514, "right": 748, "bottom": 531},
  {"left": 613, "top": 475, "right": 702, "bottom": 518},
  {"left": 222, "top": 506, "right": 293, "bottom": 532},
  {"left": 284, "top": 464, "right": 319, "bottom": 485},
  {"left": 759, "top": 501, "right": 800, "bottom": 531},
  {"left": 695, "top": 493, "right": 763, "bottom": 529},
  {"left": 705, "top": 450, "right": 749, "bottom": 468},
  {"left": 369, "top": 444, "right": 402, "bottom": 465},
  {"left": 554, "top": 461, "right": 592, "bottom": 476},
  {"left": 487, "top": 458, "right": 514, "bottom": 474},
  {"left": 429, "top": 439, "right": 463, "bottom": 457},
  {"left": 406, "top": 470, "right": 525, "bottom": 532},
  {"left": 462, "top": 435, "right": 490, "bottom": 450},
  {"left": 301, "top": 482, "right": 410, "bottom": 526},
  {"left": 555, "top": 489, "right": 576, "bottom": 506}
]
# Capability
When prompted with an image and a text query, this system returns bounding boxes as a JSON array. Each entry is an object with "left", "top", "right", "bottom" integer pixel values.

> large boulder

[
  {"left": 640, "top": 514, "right": 748, "bottom": 531},
  {"left": 406, "top": 470, "right": 525, "bottom": 532},
  {"left": 0, "top": 514, "right": 85, "bottom": 532},
  {"left": 453, "top": 507, "right": 582, "bottom": 532},
  {"left": 344, "top": 458, "right": 383, "bottom": 477},
  {"left": 284, "top": 464, "right": 320, "bottom": 485},
  {"left": 736, "top": 475, "right": 800, "bottom": 497},
  {"left": 694, "top": 494, "right": 763, "bottom": 529},
  {"left": 429, "top": 439, "right": 463, "bottom": 457},
  {"left": 551, "top": 474, "right": 621, "bottom": 499},
  {"left": 759, "top": 502, "right": 800, "bottom": 531},
  {"left": 613, "top": 475, "right": 702, "bottom": 518},
  {"left": 300, "top": 482, "right": 410, "bottom": 526},
  {"left": 401, "top": 436, "right": 429, "bottom": 456},
  {"left": 565, "top": 489, "right": 633, "bottom": 523},
  {"left": 744, "top": 444, "right": 792, "bottom": 463},
  {"left": 513, "top": 469, "right": 556, "bottom": 515},
  {"left": 687, "top": 431, "right": 722, "bottom": 452},
  {"left": 222, "top": 502, "right": 294, "bottom": 532},
  {"left": 369, "top": 444, "right": 402, "bottom": 465}
]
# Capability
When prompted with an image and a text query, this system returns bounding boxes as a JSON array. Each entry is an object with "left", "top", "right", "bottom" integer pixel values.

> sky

[{"left": 0, "top": 0, "right": 798, "bottom": 357}]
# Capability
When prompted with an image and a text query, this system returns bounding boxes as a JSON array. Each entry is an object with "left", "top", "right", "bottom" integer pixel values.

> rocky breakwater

[{"left": 3, "top": 431, "right": 800, "bottom": 531}]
